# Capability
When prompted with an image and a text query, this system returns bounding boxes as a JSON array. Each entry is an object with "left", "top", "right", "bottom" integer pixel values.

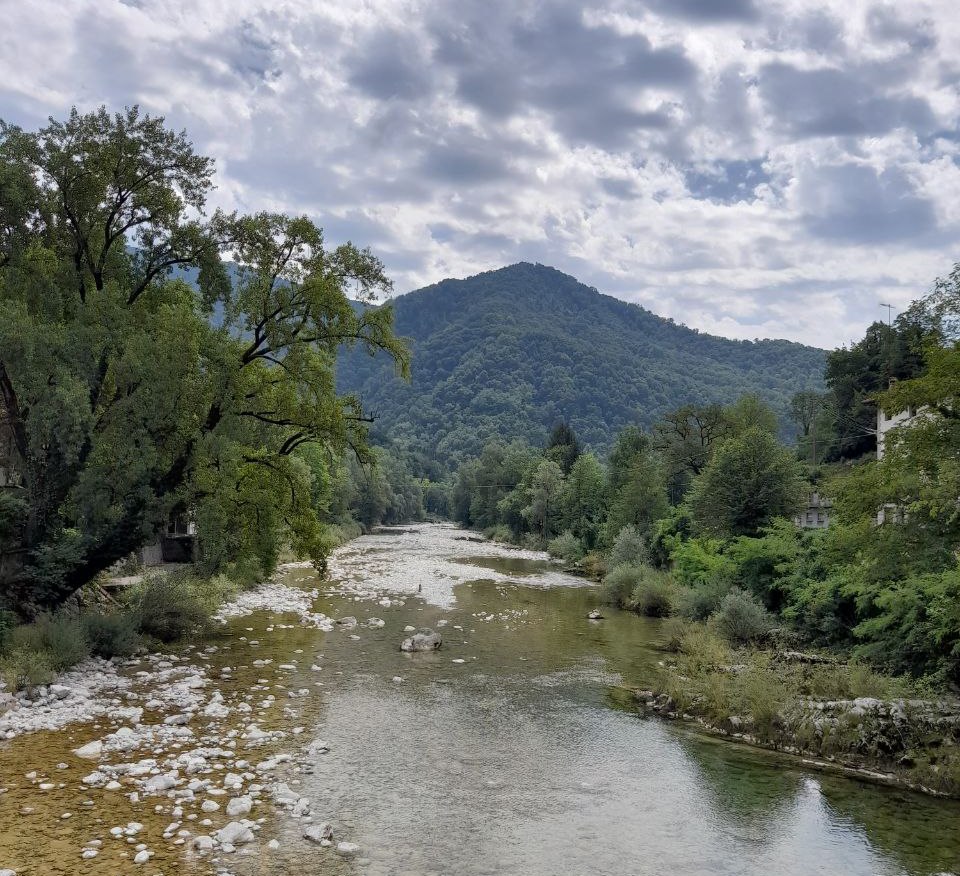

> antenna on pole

[{"left": 880, "top": 302, "right": 894, "bottom": 326}]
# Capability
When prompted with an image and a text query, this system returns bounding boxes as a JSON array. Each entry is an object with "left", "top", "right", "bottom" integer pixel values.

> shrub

[
  {"left": 581, "top": 551, "right": 606, "bottom": 580},
  {"left": 630, "top": 568, "right": 675, "bottom": 617},
  {"left": 735, "top": 662, "right": 790, "bottom": 742},
  {"left": 674, "top": 573, "right": 732, "bottom": 621},
  {"left": 608, "top": 525, "right": 648, "bottom": 569},
  {"left": 0, "top": 649, "right": 54, "bottom": 691},
  {"left": 133, "top": 573, "right": 210, "bottom": 643},
  {"left": 548, "top": 531, "right": 584, "bottom": 563},
  {"left": 714, "top": 587, "right": 774, "bottom": 644},
  {"left": 9, "top": 613, "right": 90, "bottom": 671},
  {"left": 675, "top": 623, "right": 730, "bottom": 675},
  {"left": 82, "top": 612, "right": 142, "bottom": 659},
  {"left": 602, "top": 564, "right": 643, "bottom": 608},
  {"left": 484, "top": 524, "right": 514, "bottom": 544}
]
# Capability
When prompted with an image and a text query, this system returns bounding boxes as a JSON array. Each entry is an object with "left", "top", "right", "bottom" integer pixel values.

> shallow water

[{"left": 1, "top": 523, "right": 959, "bottom": 875}]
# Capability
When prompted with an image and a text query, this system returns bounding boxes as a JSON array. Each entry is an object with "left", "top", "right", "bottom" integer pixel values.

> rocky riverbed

[{"left": 2, "top": 524, "right": 960, "bottom": 876}]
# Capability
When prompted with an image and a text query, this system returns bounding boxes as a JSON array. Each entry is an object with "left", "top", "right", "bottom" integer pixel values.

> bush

[
  {"left": 82, "top": 612, "right": 142, "bottom": 659},
  {"left": 483, "top": 524, "right": 514, "bottom": 544},
  {"left": 9, "top": 613, "right": 90, "bottom": 671},
  {"left": 602, "top": 564, "right": 643, "bottom": 608},
  {"left": 608, "top": 525, "right": 648, "bottom": 569},
  {"left": 630, "top": 568, "right": 675, "bottom": 617},
  {"left": 0, "top": 649, "right": 54, "bottom": 691},
  {"left": 547, "top": 531, "right": 584, "bottom": 563},
  {"left": 675, "top": 623, "right": 730, "bottom": 675},
  {"left": 714, "top": 587, "right": 774, "bottom": 644},
  {"left": 674, "top": 573, "right": 732, "bottom": 621},
  {"left": 133, "top": 573, "right": 210, "bottom": 643}
]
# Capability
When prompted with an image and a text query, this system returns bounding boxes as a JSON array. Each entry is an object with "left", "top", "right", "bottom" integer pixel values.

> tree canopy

[{"left": 0, "top": 107, "right": 408, "bottom": 612}]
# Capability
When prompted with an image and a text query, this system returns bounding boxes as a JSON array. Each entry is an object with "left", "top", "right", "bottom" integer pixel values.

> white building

[{"left": 876, "top": 405, "right": 924, "bottom": 460}]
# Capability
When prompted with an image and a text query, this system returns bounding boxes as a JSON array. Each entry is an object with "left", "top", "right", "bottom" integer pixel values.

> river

[{"left": 1, "top": 523, "right": 958, "bottom": 875}]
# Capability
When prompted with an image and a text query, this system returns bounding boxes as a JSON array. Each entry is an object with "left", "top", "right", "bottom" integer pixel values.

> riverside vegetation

[{"left": 448, "top": 280, "right": 960, "bottom": 794}]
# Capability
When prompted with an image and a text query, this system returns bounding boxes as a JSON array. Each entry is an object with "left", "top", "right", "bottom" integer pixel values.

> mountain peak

[{"left": 340, "top": 264, "right": 825, "bottom": 461}]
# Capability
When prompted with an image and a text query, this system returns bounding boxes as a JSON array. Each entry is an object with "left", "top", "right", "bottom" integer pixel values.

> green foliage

[
  {"left": 0, "top": 648, "right": 54, "bottom": 691},
  {"left": 714, "top": 587, "right": 775, "bottom": 644},
  {"left": 561, "top": 452, "right": 607, "bottom": 548},
  {"left": 0, "top": 107, "right": 408, "bottom": 611},
  {"left": 603, "top": 451, "right": 668, "bottom": 542},
  {"left": 132, "top": 573, "right": 210, "bottom": 643},
  {"left": 547, "top": 531, "right": 583, "bottom": 563},
  {"left": 675, "top": 576, "right": 731, "bottom": 621},
  {"left": 82, "top": 611, "right": 142, "bottom": 659},
  {"left": 522, "top": 459, "right": 565, "bottom": 543},
  {"left": 670, "top": 537, "right": 734, "bottom": 588},
  {"left": 8, "top": 613, "right": 90, "bottom": 670},
  {"left": 337, "top": 263, "right": 825, "bottom": 466},
  {"left": 602, "top": 564, "right": 644, "bottom": 609},
  {"left": 688, "top": 427, "right": 805, "bottom": 537},
  {"left": 630, "top": 568, "right": 675, "bottom": 617},
  {"left": 607, "top": 525, "right": 648, "bottom": 569}
]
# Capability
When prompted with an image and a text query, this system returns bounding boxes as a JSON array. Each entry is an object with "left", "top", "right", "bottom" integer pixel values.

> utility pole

[{"left": 880, "top": 302, "right": 893, "bottom": 326}]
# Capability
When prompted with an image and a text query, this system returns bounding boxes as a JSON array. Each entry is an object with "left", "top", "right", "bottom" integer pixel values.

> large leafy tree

[
  {"left": 0, "top": 107, "right": 407, "bottom": 612},
  {"left": 687, "top": 426, "right": 805, "bottom": 537}
]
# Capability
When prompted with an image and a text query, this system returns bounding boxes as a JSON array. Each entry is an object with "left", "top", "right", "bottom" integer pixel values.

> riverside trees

[{"left": 0, "top": 107, "right": 408, "bottom": 613}]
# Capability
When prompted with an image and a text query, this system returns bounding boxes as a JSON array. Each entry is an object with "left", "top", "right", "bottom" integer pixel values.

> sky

[{"left": 1, "top": 0, "right": 959, "bottom": 348}]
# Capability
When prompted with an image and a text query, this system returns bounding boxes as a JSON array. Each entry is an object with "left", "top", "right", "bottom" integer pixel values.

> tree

[
  {"left": 545, "top": 421, "right": 581, "bottom": 475},
  {"left": 604, "top": 452, "right": 669, "bottom": 543},
  {"left": 607, "top": 425, "right": 649, "bottom": 492},
  {"left": 725, "top": 393, "right": 778, "bottom": 436},
  {"left": 522, "top": 459, "right": 564, "bottom": 543},
  {"left": 653, "top": 403, "right": 730, "bottom": 502},
  {"left": 823, "top": 318, "right": 928, "bottom": 460},
  {"left": 0, "top": 107, "right": 408, "bottom": 612},
  {"left": 561, "top": 452, "right": 607, "bottom": 547},
  {"left": 789, "top": 390, "right": 832, "bottom": 464},
  {"left": 687, "top": 427, "right": 805, "bottom": 537}
]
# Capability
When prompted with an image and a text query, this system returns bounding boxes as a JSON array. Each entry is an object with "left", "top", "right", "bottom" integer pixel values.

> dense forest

[{"left": 337, "top": 263, "right": 827, "bottom": 463}]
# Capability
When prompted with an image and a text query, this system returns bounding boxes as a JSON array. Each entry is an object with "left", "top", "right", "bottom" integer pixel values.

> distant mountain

[{"left": 337, "top": 263, "right": 826, "bottom": 463}]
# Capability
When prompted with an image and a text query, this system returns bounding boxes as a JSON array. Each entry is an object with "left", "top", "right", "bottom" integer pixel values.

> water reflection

[{"left": 233, "top": 525, "right": 960, "bottom": 876}]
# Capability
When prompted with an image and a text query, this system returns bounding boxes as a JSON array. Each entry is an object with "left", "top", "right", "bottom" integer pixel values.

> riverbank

[
  {"left": 2, "top": 525, "right": 960, "bottom": 875},
  {"left": 633, "top": 621, "right": 960, "bottom": 798}
]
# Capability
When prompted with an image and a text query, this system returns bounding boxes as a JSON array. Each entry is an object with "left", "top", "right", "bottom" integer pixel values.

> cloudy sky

[{"left": 1, "top": 0, "right": 959, "bottom": 347}]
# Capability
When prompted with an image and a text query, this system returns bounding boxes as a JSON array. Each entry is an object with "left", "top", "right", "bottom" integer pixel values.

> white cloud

[{"left": 1, "top": 0, "right": 958, "bottom": 347}]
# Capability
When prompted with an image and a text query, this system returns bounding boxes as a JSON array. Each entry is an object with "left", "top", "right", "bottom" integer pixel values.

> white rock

[
  {"left": 191, "top": 835, "right": 214, "bottom": 851},
  {"left": 336, "top": 841, "right": 360, "bottom": 856},
  {"left": 302, "top": 823, "right": 333, "bottom": 843},
  {"left": 216, "top": 821, "right": 254, "bottom": 846},
  {"left": 267, "top": 839, "right": 280, "bottom": 850},
  {"left": 201, "top": 800, "right": 220, "bottom": 813},
  {"left": 81, "top": 849, "right": 98, "bottom": 859},
  {"left": 143, "top": 773, "right": 177, "bottom": 793},
  {"left": 133, "top": 850, "right": 151, "bottom": 864},
  {"left": 73, "top": 741, "right": 102, "bottom": 759},
  {"left": 225, "top": 796, "right": 253, "bottom": 817}
]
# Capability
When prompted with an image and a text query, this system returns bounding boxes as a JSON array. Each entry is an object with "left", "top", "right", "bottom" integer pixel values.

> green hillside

[{"left": 338, "top": 263, "right": 825, "bottom": 463}]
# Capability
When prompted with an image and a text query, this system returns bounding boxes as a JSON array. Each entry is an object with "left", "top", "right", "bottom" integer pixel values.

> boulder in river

[
  {"left": 302, "top": 822, "right": 334, "bottom": 843},
  {"left": 400, "top": 628, "right": 442, "bottom": 652},
  {"left": 587, "top": 609, "right": 604, "bottom": 620}
]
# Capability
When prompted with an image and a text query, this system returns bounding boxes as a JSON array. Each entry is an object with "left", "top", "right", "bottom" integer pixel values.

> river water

[{"left": 1, "top": 523, "right": 959, "bottom": 875}]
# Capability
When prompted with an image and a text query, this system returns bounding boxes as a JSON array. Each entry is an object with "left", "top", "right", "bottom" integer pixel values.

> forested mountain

[{"left": 338, "top": 263, "right": 825, "bottom": 463}]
